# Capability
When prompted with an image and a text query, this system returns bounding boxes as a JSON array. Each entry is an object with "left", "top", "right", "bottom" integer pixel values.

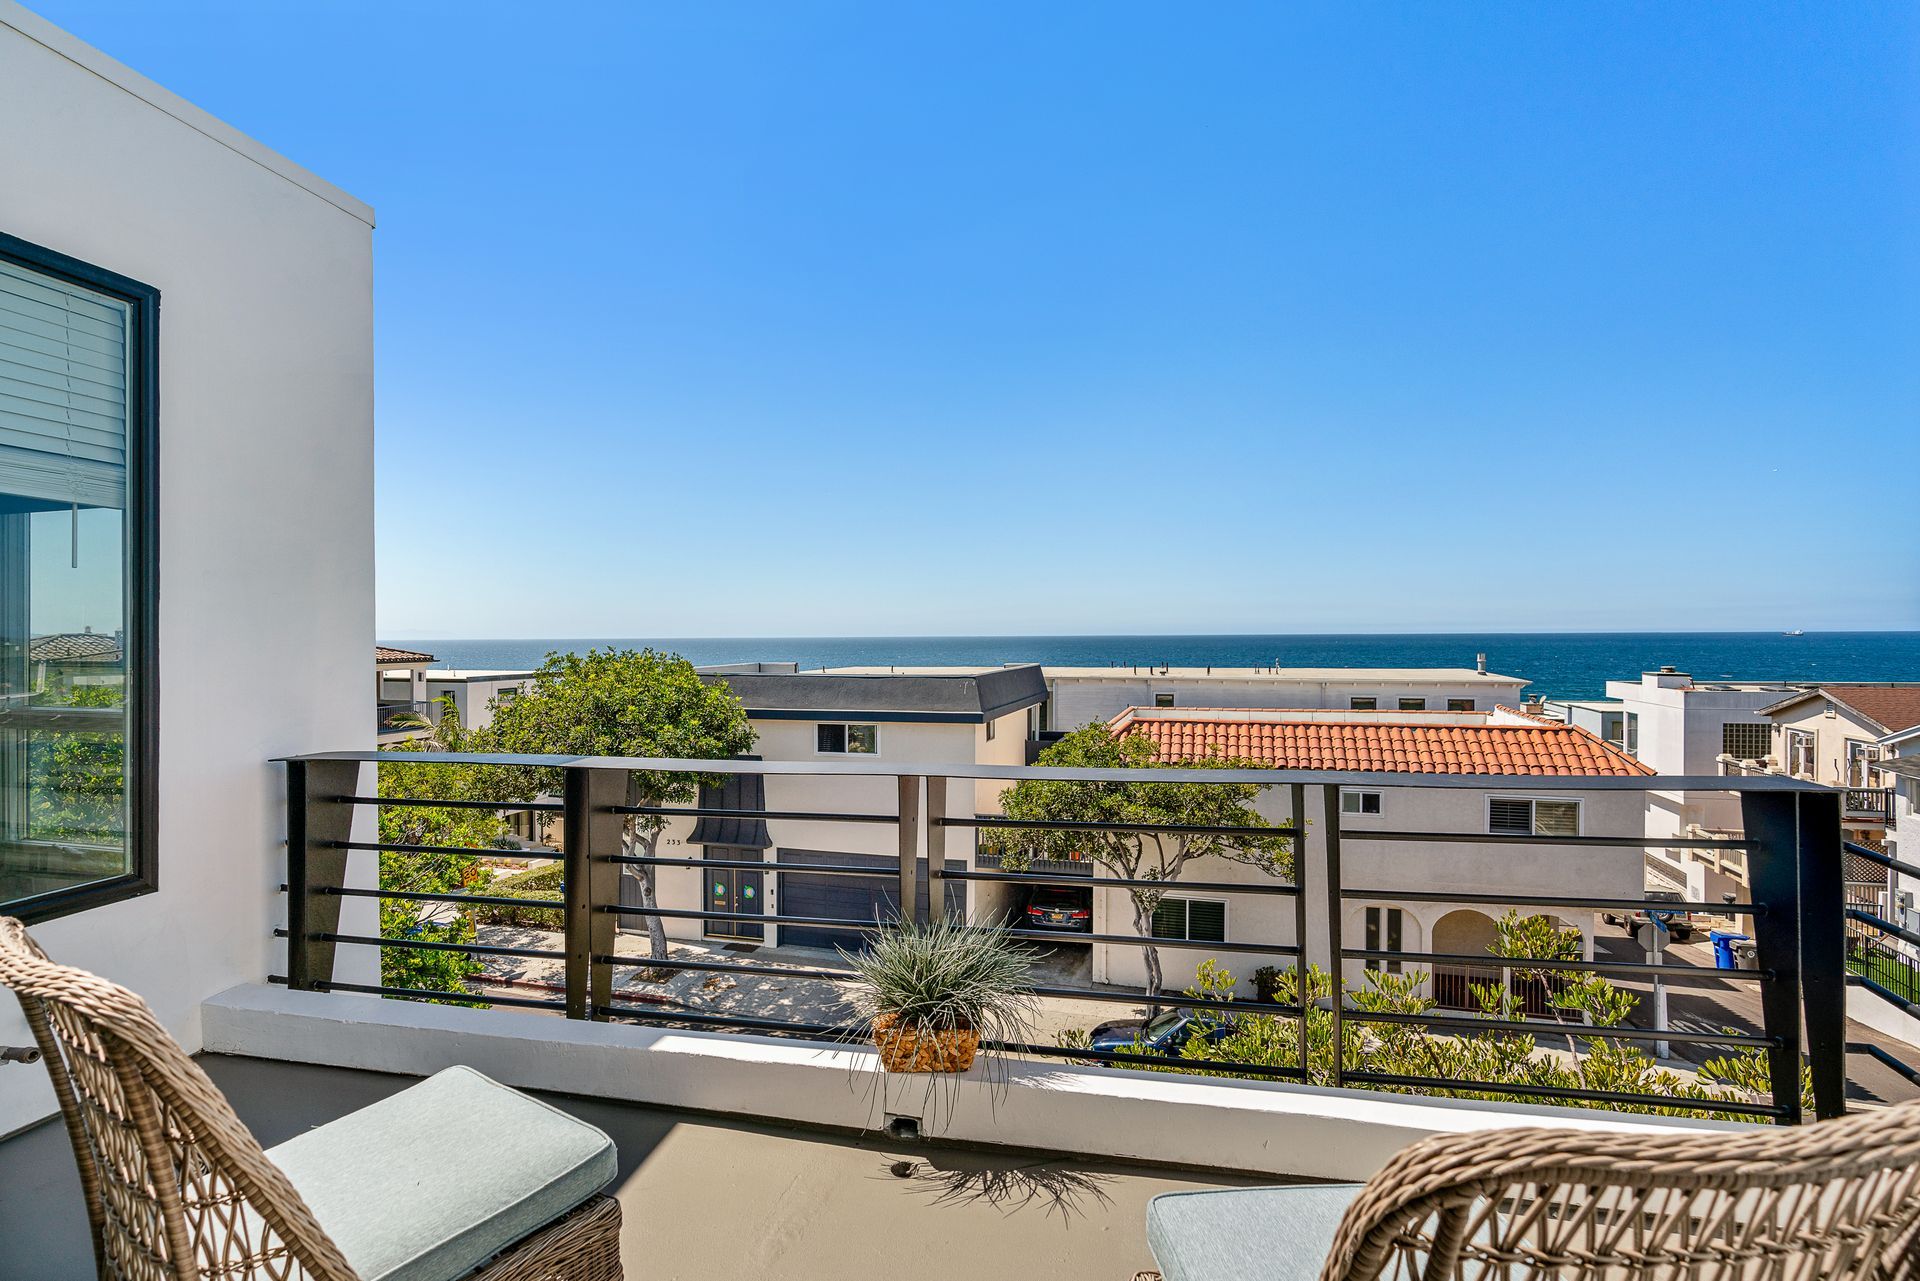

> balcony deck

[{"left": 0, "top": 1053, "right": 1279, "bottom": 1280}]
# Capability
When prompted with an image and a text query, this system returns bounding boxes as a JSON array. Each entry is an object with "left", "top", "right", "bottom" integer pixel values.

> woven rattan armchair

[
  {"left": 1146, "top": 1101, "right": 1920, "bottom": 1281},
  {"left": 0, "top": 917, "right": 623, "bottom": 1281}
]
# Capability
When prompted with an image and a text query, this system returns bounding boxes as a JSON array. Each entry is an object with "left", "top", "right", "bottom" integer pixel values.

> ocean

[{"left": 380, "top": 632, "right": 1920, "bottom": 702}]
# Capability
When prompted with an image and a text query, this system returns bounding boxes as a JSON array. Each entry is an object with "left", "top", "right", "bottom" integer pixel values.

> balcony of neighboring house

[{"left": 375, "top": 698, "right": 435, "bottom": 742}]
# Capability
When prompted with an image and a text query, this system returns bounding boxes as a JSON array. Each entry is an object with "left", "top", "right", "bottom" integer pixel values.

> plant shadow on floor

[{"left": 881, "top": 1153, "right": 1116, "bottom": 1223}]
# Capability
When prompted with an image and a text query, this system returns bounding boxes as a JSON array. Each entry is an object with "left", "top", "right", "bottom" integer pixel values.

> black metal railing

[
  {"left": 275, "top": 753, "right": 1850, "bottom": 1123},
  {"left": 1844, "top": 788, "right": 1893, "bottom": 823},
  {"left": 375, "top": 701, "right": 434, "bottom": 735}
]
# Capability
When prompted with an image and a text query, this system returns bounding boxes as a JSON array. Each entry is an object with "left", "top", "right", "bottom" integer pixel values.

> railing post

[
  {"left": 927, "top": 775, "right": 948, "bottom": 924},
  {"left": 898, "top": 774, "right": 923, "bottom": 926},
  {"left": 284, "top": 758, "right": 359, "bottom": 992},
  {"left": 1796, "top": 788, "right": 1847, "bottom": 1120},
  {"left": 1742, "top": 790, "right": 1811, "bottom": 1122},
  {"left": 563, "top": 767, "right": 625, "bottom": 1020},
  {"left": 1290, "top": 782, "right": 1309, "bottom": 1071},
  {"left": 1321, "top": 783, "right": 1345, "bottom": 1089}
]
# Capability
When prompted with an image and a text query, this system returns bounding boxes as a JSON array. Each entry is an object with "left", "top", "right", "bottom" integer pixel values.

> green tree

[
  {"left": 27, "top": 683, "right": 125, "bottom": 847},
  {"left": 377, "top": 699, "right": 506, "bottom": 1000},
  {"left": 997, "top": 725, "right": 1290, "bottom": 997},
  {"left": 478, "top": 648, "right": 755, "bottom": 966}
]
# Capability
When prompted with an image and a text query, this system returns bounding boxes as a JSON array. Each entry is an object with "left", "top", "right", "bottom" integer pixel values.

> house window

[
  {"left": 1151, "top": 897, "right": 1227, "bottom": 943},
  {"left": 1787, "top": 729, "right": 1815, "bottom": 778},
  {"left": 497, "top": 686, "right": 518, "bottom": 703},
  {"left": 1364, "top": 906, "right": 1405, "bottom": 974},
  {"left": 816, "top": 723, "right": 878, "bottom": 754},
  {"left": 1721, "top": 722, "right": 1770, "bottom": 761},
  {"left": 1489, "top": 797, "right": 1581, "bottom": 837},
  {"left": 1349, "top": 697, "right": 1377, "bottom": 711},
  {"left": 1340, "top": 789, "right": 1382, "bottom": 816},
  {"left": 1154, "top": 693, "right": 1175, "bottom": 708},
  {"left": 984, "top": 718, "right": 996, "bottom": 742},
  {"left": 1399, "top": 697, "right": 1426, "bottom": 711},
  {"left": 1447, "top": 698, "right": 1474, "bottom": 712},
  {"left": 0, "top": 236, "right": 157, "bottom": 923},
  {"left": 1599, "top": 711, "right": 1624, "bottom": 746},
  {"left": 1625, "top": 712, "right": 1640, "bottom": 755},
  {"left": 1846, "top": 740, "right": 1882, "bottom": 788}
]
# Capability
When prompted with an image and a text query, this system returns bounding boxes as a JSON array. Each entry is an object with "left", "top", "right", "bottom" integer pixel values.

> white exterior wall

[
  {"left": 1048, "top": 674, "right": 1526, "bottom": 732},
  {"left": 1606, "top": 673, "right": 1787, "bottom": 837},
  {"left": 1093, "top": 785, "right": 1645, "bottom": 996},
  {"left": 0, "top": 6, "right": 375, "bottom": 1137},
  {"left": 422, "top": 675, "right": 529, "bottom": 733}
]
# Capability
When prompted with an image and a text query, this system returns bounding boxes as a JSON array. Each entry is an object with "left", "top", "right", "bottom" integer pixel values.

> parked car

[
  {"left": 1087, "top": 1008, "right": 1237, "bottom": 1055},
  {"left": 1601, "top": 890, "right": 1696, "bottom": 942},
  {"left": 1023, "top": 885, "right": 1093, "bottom": 934}
]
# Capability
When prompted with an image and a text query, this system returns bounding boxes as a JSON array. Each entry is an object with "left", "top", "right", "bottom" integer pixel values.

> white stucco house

[
  {"left": 1082, "top": 705, "right": 1653, "bottom": 1005},
  {"left": 0, "top": 3, "right": 375, "bottom": 1139}
]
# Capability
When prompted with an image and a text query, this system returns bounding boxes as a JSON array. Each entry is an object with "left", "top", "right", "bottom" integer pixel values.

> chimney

[{"left": 1475, "top": 653, "right": 1487, "bottom": 675}]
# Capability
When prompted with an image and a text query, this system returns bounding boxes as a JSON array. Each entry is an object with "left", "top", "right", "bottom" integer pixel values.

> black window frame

[
  {"left": 1447, "top": 698, "right": 1474, "bottom": 712},
  {"left": 0, "top": 231, "right": 160, "bottom": 925},
  {"left": 1398, "top": 697, "right": 1426, "bottom": 711},
  {"left": 1349, "top": 696, "right": 1376, "bottom": 711}
]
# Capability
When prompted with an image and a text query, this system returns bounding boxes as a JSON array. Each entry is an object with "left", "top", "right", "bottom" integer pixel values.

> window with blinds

[
  {"left": 1151, "top": 897, "right": 1227, "bottom": 943},
  {"left": 1489, "top": 797, "right": 1581, "bottom": 836},
  {"left": 0, "top": 238, "right": 151, "bottom": 922}
]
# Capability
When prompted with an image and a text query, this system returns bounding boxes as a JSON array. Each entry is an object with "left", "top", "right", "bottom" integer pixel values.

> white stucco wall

[
  {"left": 0, "top": 6, "right": 375, "bottom": 1137},
  {"left": 1047, "top": 674, "right": 1526, "bottom": 731}
]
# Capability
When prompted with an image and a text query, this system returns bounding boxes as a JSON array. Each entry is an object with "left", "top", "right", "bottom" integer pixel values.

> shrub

[{"left": 470, "top": 861, "right": 564, "bottom": 930}]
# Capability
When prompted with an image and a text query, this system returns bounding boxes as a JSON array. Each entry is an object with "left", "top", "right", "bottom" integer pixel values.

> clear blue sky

[{"left": 31, "top": 2, "right": 1919, "bottom": 636}]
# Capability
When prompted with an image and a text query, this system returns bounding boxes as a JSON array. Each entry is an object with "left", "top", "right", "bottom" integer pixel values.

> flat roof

[
  {"left": 422, "top": 670, "right": 537, "bottom": 682},
  {"left": 706, "top": 663, "right": 1048, "bottom": 723},
  {"left": 1043, "top": 666, "right": 1527, "bottom": 684}
]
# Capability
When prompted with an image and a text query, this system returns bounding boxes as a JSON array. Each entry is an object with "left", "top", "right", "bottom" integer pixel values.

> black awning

[{"left": 687, "top": 768, "right": 771, "bottom": 850}]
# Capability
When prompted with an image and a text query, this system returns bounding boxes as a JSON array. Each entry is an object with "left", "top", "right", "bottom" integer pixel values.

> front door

[{"left": 703, "top": 848, "right": 764, "bottom": 942}]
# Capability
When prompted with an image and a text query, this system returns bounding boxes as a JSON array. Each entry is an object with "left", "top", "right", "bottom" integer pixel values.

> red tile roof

[
  {"left": 1108, "top": 709, "right": 1653, "bottom": 776},
  {"left": 375, "top": 646, "right": 436, "bottom": 665}
]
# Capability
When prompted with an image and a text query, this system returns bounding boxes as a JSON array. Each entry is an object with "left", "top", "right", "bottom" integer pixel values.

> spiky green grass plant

[{"left": 845, "top": 917, "right": 1038, "bottom": 1042}]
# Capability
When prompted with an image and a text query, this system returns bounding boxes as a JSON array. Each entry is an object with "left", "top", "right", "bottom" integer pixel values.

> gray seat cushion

[
  {"left": 266, "top": 1065, "right": 617, "bottom": 1281},
  {"left": 1147, "top": 1183, "right": 1364, "bottom": 1281}
]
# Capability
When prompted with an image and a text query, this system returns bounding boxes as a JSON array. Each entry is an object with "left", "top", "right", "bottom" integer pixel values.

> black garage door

[{"left": 776, "top": 849, "right": 965, "bottom": 952}]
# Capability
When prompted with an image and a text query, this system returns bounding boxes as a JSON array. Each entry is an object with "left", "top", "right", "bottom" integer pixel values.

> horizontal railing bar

[
  {"left": 1846, "top": 841, "right": 1920, "bottom": 881},
  {"left": 1024, "top": 987, "right": 1304, "bottom": 1015},
  {"left": 1340, "top": 888, "right": 1760, "bottom": 914},
  {"left": 331, "top": 840, "right": 536, "bottom": 859},
  {"left": 306, "top": 931, "right": 567, "bottom": 961},
  {"left": 607, "top": 855, "right": 904, "bottom": 877},
  {"left": 1849, "top": 1041, "right": 1920, "bottom": 1087},
  {"left": 266, "top": 974, "right": 567, "bottom": 1012},
  {"left": 1338, "top": 1070, "right": 1786, "bottom": 1118},
  {"left": 1342, "top": 1008, "right": 1776, "bottom": 1047},
  {"left": 282, "top": 751, "right": 1835, "bottom": 792},
  {"left": 996, "top": 928, "right": 1299, "bottom": 954},
  {"left": 323, "top": 886, "right": 555, "bottom": 909},
  {"left": 599, "top": 955, "right": 856, "bottom": 982},
  {"left": 330, "top": 795, "right": 564, "bottom": 812},
  {"left": 1846, "top": 908, "right": 1920, "bottom": 950},
  {"left": 1341, "top": 948, "right": 1773, "bottom": 982},
  {"left": 1346, "top": 830, "right": 1755, "bottom": 850},
  {"left": 951, "top": 816, "right": 1300, "bottom": 838},
  {"left": 604, "top": 905, "right": 880, "bottom": 931},
  {"left": 612, "top": 805, "right": 900, "bottom": 824},
  {"left": 943, "top": 868, "right": 1298, "bottom": 895}
]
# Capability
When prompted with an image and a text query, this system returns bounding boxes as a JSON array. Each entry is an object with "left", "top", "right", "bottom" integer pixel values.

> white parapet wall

[
  {"left": 1848, "top": 985, "right": 1920, "bottom": 1053},
  {"left": 204, "top": 984, "right": 1748, "bottom": 1182}
]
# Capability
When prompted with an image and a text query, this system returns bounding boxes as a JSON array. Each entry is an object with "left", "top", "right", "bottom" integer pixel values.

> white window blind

[{"left": 0, "top": 258, "right": 129, "bottom": 511}]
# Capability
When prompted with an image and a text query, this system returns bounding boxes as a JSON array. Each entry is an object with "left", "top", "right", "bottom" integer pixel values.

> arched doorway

[{"left": 1431, "top": 909, "right": 1500, "bottom": 1010}]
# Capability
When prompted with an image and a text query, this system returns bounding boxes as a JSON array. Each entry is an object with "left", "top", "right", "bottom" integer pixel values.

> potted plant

[{"left": 846, "top": 918, "right": 1036, "bottom": 1073}]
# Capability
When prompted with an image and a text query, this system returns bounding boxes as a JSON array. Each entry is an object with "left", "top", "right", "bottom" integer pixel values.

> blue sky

[{"left": 32, "top": 2, "right": 1919, "bottom": 636}]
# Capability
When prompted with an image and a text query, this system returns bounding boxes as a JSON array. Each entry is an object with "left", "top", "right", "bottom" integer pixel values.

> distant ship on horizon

[{"left": 1783, "top": 628, "right": 1806, "bottom": 637}]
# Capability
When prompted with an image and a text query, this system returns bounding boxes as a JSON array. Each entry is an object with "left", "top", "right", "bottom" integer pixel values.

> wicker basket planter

[{"left": 871, "top": 1011, "right": 981, "bottom": 1073}]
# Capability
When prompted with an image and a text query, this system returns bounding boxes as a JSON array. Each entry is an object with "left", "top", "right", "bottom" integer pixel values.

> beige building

[{"left": 1755, "top": 684, "right": 1920, "bottom": 845}]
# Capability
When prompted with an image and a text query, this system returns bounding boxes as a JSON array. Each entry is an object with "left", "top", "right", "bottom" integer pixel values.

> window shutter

[
  {"left": 1186, "top": 899, "right": 1226, "bottom": 943},
  {"left": 1488, "top": 798, "right": 1532, "bottom": 834},
  {"left": 0, "top": 259, "right": 129, "bottom": 510},
  {"left": 1151, "top": 899, "right": 1187, "bottom": 939},
  {"left": 1534, "top": 800, "right": 1580, "bottom": 837}
]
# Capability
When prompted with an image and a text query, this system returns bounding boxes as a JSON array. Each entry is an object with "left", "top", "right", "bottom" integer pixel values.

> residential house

[
  {"left": 375, "top": 645, "right": 437, "bottom": 742},
  {"left": 1088, "top": 705, "right": 1653, "bottom": 1003},
  {"left": 421, "top": 668, "right": 535, "bottom": 734},
  {"left": 1039, "top": 661, "right": 1527, "bottom": 734},
  {"left": 639, "top": 663, "right": 1046, "bottom": 947},
  {"left": 1757, "top": 684, "right": 1920, "bottom": 843}
]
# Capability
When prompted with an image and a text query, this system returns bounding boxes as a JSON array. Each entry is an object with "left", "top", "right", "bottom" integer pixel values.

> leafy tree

[
  {"left": 27, "top": 682, "right": 125, "bottom": 846},
  {"left": 996, "top": 725, "right": 1290, "bottom": 997},
  {"left": 477, "top": 648, "right": 755, "bottom": 966},
  {"left": 377, "top": 699, "right": 506, "bottom": 1000}
]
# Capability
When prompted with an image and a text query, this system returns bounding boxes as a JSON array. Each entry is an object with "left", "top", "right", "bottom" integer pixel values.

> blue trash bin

[{"left": 1709, "top": 930, "right": 1750, "bottom": 970}]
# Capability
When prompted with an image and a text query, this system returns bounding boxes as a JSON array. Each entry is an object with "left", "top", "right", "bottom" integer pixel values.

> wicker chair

[
  {"left": 0, "top": 917, "right": 623, "bottom": 1281},
  {"left": 1145, "top": 1101, "right": 1920, "bottom": 1281}
]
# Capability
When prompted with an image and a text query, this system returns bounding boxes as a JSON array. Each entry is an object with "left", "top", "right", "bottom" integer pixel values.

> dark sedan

[
  {"left": 1087, "top": 1008, "right": 1237, "bottom": 1055},
  {"left": 1023, "top": 886, "right": 1093, "bottom": 933}
]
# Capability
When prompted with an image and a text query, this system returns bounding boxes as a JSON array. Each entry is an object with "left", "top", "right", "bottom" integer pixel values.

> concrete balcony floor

[{"left": 1, "top": 1053, "right": 1278, "bottom": 1280}]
